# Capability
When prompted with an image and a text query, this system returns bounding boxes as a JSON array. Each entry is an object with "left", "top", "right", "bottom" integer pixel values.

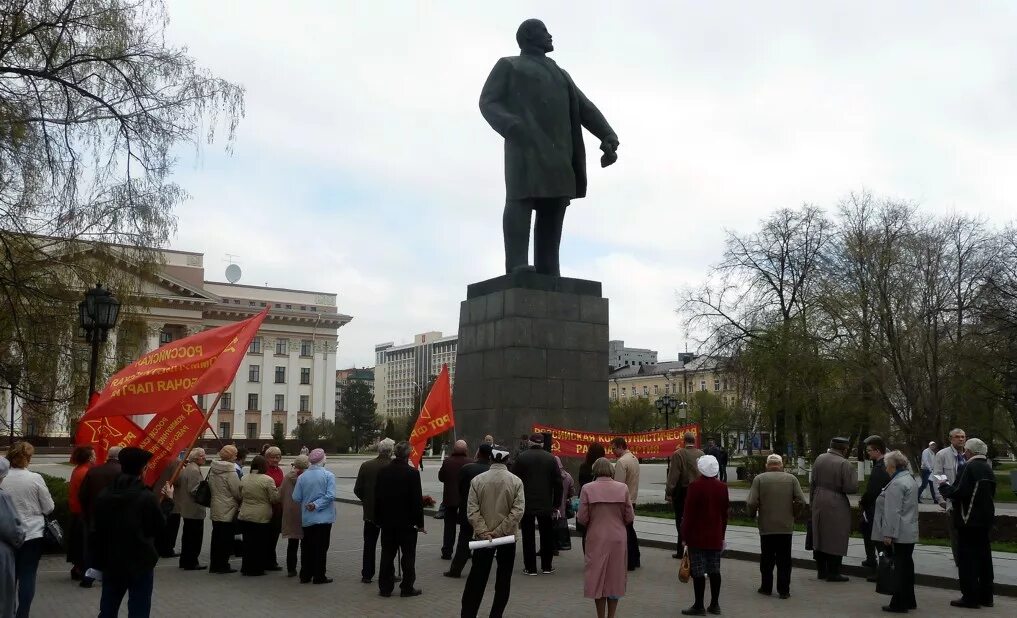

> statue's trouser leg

[
  {"left": 503, "top": 199, "right": 534, "bottom": 273},
  {"left": 533, "top": 198, "right": 568, "bottom": 276}
]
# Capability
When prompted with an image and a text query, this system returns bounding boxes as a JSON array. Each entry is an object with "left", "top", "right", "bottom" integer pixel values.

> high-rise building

[
  {"left": 374, "top": 331, "right": 457, "bottom": 417},
  {"left": 608, "top": 340, "right": 658, "bottom": 369}
]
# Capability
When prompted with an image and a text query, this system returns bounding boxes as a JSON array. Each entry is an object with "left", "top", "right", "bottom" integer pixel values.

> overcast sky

[{"left": 164, "top": 1, "right": 1017, "bottom": 368}]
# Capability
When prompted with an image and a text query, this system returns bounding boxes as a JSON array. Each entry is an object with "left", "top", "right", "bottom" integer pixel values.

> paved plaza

[{"left": 29, "top": 502, "right": 1016, "bottom": 617}]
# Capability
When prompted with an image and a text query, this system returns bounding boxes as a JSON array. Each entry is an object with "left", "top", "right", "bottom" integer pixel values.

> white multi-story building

[
  {"left": 374, "top": 331, "right": 457, "bottom": 418},
  {"left": 3, "top": 243, "right": 351, "bottom": 440},
  {"left": 608, "top": 340, "right": 658, "bottom": 370}
]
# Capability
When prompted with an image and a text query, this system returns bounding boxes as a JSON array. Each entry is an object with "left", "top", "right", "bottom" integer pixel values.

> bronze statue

[{"left": 480, "top": 19, "right": 619, "bottom": 277}]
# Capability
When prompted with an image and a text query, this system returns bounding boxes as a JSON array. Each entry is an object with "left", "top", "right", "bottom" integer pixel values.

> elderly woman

[
  {"left": 66, "top": 445, "right": 95, "bottom": 581},
  {"left": 208, "top": 445, "right": 243, "bottom": 574},
  {"left": 238, "top": 455, "right": 280, "bottom": 576},
  {"left": 554, "top": 455, "right": 575, "bottom": 551},
  {"left": 871, "top": 450, "right": 918, "bottom": 613},
  {"left": 577, "top": 457, "right": 634, "bottom": 618},
  {"left": 681, "top": 454, "right": 729, "bottom": 616},
  {"left": 1, "top": 456, "right": 27, "bottom": 618},
  {"left": 4, "top": 442, "right": 54, "bottom": 618},
  {"left": 174, "top": 447, "right": 208, "bottom": 570},
  {"left": 576, "top": 442, "right": 606, "bottom": 550},
  {"left": 280, "top": 454, "right": 309, "bottom": 577},
  {"left": 263, "top": 446, "right": 285, "bottom": 570}
]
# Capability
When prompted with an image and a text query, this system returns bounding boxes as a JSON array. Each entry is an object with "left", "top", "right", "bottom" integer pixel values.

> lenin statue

[{"left": 480, "top": 19, "right": 619, "bottom": 277}]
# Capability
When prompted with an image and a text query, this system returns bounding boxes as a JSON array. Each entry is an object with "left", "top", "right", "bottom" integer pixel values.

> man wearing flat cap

[
  {"left": 809, "top": 437, "right": 858, "bottom": 582},
  {"left": 511, "top": 433, "right": 563, "bottom": 575}
]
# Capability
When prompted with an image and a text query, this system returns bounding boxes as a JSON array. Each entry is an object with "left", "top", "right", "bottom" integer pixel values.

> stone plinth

[{"left": 453, "top": 272, "right": 610, "bottom": 450}]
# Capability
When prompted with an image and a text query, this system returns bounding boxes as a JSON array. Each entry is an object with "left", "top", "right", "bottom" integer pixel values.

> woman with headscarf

[
  {"left": 578, "top": 457, "right": 634, "bottom": 618},
  {"left": 1, "top": 456, "right": 27, "bottom": 618},
  {"left": 238, "top": 455, "right": 279, "bottom": 576},
  {"left": 680, "top": 454, "right": 729, "bottom": 616},
  {"left": 553, "top": 455, "right": 574, "bottom": 551},
  {"left": 280, "top": 454, "right": 309, "bottom": 577},
  {"left": 208, "top": 445, "right": 243, "bottom": 574},
  {"left": 66, "top": 445, "right": 95, "bottom": 581},
  {"left": 3, "top": 442, "right": 54, "bottom": 618},
  {"left": 576, "top": 442, "right": 606, "bottom": 550}
]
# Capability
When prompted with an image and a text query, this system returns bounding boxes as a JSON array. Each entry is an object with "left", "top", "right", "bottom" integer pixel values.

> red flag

[
  {"left": 407, "top": 365, "right": 454, "bottom": 468},
  {"left": 75, "top": 414, "right": 147, "bottom": 464},
  {"left": 136, "top": 398, "right": 208, "bottom": 486},
  {"left": 87, "top": 309, "right": 267, "bottom": 418}
]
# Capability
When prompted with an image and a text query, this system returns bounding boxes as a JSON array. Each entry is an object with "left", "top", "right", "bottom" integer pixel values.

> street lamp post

[
  {"left": 79, "top": 283, "right": 121, "bottom": 398},
  {"left": 654, "top": 394, "right": 679, "bottom": 429}
]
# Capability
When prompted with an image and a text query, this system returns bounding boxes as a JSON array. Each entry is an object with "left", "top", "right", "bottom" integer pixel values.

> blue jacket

[{"left": 291, "top": 465, "right": 336, "bottom": 526}]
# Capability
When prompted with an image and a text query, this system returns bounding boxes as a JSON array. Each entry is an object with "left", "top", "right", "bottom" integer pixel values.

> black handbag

[
  {"left": 43, "top": 514, "right": 64, "bottom": 549},
  {"left": 804, "top": 520, "right": 814, "bottom": 551},
  {"left": 876, "top": 551, "right": 896, "bottom": 596},
  {"left": 190, "top": 468, "right": 212, "bottom": 508}
]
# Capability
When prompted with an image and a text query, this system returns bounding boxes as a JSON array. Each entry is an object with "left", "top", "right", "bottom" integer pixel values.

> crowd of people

[{"left": 0, "top": 425, "right": 1004, "bottom": 617}]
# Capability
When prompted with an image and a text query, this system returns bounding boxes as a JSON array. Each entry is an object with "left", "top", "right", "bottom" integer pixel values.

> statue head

[{"left": 516, "top": 19, "right": 553, "bottom": 53}]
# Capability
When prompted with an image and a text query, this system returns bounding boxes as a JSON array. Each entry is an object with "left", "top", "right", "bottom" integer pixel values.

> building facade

[
  {"left": 335, "top": 367, "right": 375, "bottom": 419},
  {"left": 608, "top": 340, "right": 658, "bottom": 369},
  {"left": 608, "top": 355, "right": 743, "bottom": 409},
  {"left": 374, "top": 331, "right": 457, "bottom": 418}
]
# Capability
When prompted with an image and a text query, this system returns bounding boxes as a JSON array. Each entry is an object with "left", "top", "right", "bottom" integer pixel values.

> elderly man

[
  {"left": 446, "top": 443, "right": 494, "bottom": 579},
  {"left": 484, "top": 435, "right": 495, "bottom": 446},
  {"left": 438, "top": 440, "right": 474, "bottom": 560},
  {"left": 810, "top": 437, "right": 859, "bottom": 582},
  {"left": 938, "top": 438, "right": 996, "bottom": 609},
  {"left": 934, "top": 428, "right": 967, "bottom": 566},
  {"left": 461, "top": 446, "right": 525, "bottom": 618},
  {"left": 919, "top": 441, "right": 938, "bottom": 503},
  {"left": 354, "top": 438, "right": 394, "bottom": 583},
  {"left": 512, "top": 433, "right": 563, "bottom": 575},
  {"left": 666, "top": 432, "right": 704, "bottom": 558},
  {"left": 611, "top": 437, "right": 641, "bottom": 570},
  {"left": 859, "top": 435, "right": 891, "bottom": 574},
  {"left": 374, "top": 441, "right": 425, "bottom": 598},
  {"left": 291, "top": 448, "right": 337, "bottom": 584},
  {"left": 173, "top": 448, "right": 207, "bottom": 570},
  {"left": 747, "top": 454, "right": 805, "bottom": 599}
]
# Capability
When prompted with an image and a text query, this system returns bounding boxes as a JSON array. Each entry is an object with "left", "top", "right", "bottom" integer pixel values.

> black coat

[
  {"left": 91, "top": 474, "right": 173, "bottom": 575},
  {"left": 512, "top": 446, "right": 563, "bottom": 515},
  {"left": 78, "top": 461, "right": 121, "bottom": 522},
  {"left": 940, "top": 456, "right": 996, "bottom": 529},
  {"left": 373, "top": 459, "right": 424, "bottom": 530},
  {"left": 457, "top": 460, "right": 491, "bottom": 524},
  {"left": 860, "top": 458, "right": 891, "bottom": 522}
]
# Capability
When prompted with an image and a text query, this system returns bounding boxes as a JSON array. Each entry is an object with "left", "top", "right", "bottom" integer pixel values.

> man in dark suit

[
  {"left": 859, "top": 435, "right": 890, "bottom": 576},
  {"left": 445, "top": 443, "right": 493, "bottom": 578},
  {"left": 354, "top": 438, "right": 394, "bottom": 583},
  {"left": 512, "top": 433, "right": 563, "bottom": 575},
  {"left": 480, "top": 19, "right": 619, "bottom": 276},
  {"left": 438, "top": 440, "right": 474, "bottom": 560},
  {"left": 78, "top": 445, "right": 123, "bottom": 587},
  {"left": 373, "top": 441, "right": 425, "bottom": 598}
]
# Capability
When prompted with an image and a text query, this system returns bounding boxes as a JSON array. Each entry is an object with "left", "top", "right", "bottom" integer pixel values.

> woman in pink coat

[{"left": 578, "top": 457, "right": 635, "bottom": 618}]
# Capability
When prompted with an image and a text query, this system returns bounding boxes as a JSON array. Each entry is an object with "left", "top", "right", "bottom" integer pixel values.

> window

[
  {"left": 221, "top": 393, "right": 232, "bottom": 410},
  {"left": 611, "top": 388, "right": 617, "bottom": 398},
  {"left": 219, "top": 422, "right": 231, "bottom": 438},
  {"left": 196, "top": 394, "right": 205, "bottom": 409},
  {"left": 246, "top": 423, "right": 258, "bottom": 439},
  {"left": 275, "top": 338, "right": 289, "bottom": 355},
  {"left": 653, "top": 384, "right": 659, "bottom": 395},
  {"left": 274, "top": 394, "right": 285, "bottom": 411},
  {"left": 643, "top": 385, "right": 648, "bottom": 396},
  {"left": 714, "top": 379, "right": 720, "bottom": 392},
  {"left": 621, "top": 387, "right": 626, "bottom": 397},
  {"left": 300, "top": 340, "right": 313, "bottom": 356},
  {"left": 664, "top": 383, "right": 670, "bottom": 394},
  {"left": 249, "top": 337, "right": 262, "bottom": 354},
  {"left": 159, "top": 330, "right": 172, "bottom": 345},
  {"left": 274, "top": 366, "right": 286, "bottom": 383},
  {"left": 722, "top": 379, "right": 729, "bottom": 391},
  {"left": 299, "top": 395, "right": 310, "bottom": 412},
  {"left": 300, "top": 368, "right": 311, "bottom": 384},
  {"left": 248, "top": 365, "right": 260, "bottom": 382},
  {"left": 247, "top": 393, "right": 259, "bottom": 411},
  {"left": 700, "top": 380, "right": 706, "bottom": 392}
]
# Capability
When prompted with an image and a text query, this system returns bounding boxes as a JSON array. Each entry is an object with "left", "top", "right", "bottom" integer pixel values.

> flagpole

[{"left": 160, "top": 389, "right": 225, "bottom": 501}]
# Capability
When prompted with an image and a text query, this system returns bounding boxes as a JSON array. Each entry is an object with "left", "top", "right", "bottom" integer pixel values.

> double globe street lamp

[{"left": 79, "top": 283, "right": 121, "bottom": 397}]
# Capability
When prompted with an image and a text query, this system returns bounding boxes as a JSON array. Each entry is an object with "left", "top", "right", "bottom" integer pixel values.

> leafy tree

[
  {"left": 609, "top": 397, "right": 656, "bottom": 433},
  {"left": 338, "top": 381, "right": 381, "bottom": 452},
  {"left": 291, "top": 418, "right": 351, "bottom": 454}
]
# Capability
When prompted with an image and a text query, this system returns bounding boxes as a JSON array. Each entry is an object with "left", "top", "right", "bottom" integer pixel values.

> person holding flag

[{"left": 407, "top": 365, "right": 455, "bottom": 469}]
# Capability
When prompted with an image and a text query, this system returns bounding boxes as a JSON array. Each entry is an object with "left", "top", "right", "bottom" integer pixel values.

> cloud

[{"left": 164, "top": 1, "right": 1017, "bottom": 366}]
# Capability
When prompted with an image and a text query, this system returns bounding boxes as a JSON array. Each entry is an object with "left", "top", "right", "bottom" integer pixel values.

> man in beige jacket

[
  {"left": 666, "top": 433, "right": 704, "bottom": 558},
  {"left": 612, "top": 437, "right": 641, "bottom": 570},
  {"left": 462, "top": 447, "right": 525, "bottom": 618}
]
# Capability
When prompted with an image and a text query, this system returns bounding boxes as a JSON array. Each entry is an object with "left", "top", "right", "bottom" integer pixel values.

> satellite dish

[{"left": 225, "top": 263, "right": 242, "bottom": 284}]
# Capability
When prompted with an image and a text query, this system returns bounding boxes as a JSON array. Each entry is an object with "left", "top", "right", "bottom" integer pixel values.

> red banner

[
  {"left": 408, "top": 364, "right": 454, "bottom": 468},
  {"left": 136, "top": 398, "right": 207, "bottom": 486},
  {"left": 532, "top": 423, "right": 701, "bottom": 459},
  {"left": 87, "top": 309, "right": 268, "bottom": 418}
]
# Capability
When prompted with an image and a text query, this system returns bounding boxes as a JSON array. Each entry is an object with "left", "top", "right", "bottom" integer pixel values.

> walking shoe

[
  {"left": 181, "top": 565, "right": 207, "bottom": 571},
  {"left": 825, "top": 575, "right": 849, "bottom": 582},
  {"left": 778, "top": 593, "right": 791, "bottom": 600},
  {"left": 756, "top": 588, "right": 771, "bottom": 596},
  {"left": 79, "top": 578, "right": 94, "bottom": 589},
  {"left": 266, "top": 565, "right": 283, "bottom": 572},
  {"left": 860, "top": 559, "right": 876, "bottom": 568},
  {"left": 379, "top": 591, "right": 392, "bottom": 598},
  {"left": 400, "top": 588, "right": 423, "bottom": 597},
  {"left": 522, "top": 569, "right": 538, "bottom": 576},
  {"left": 707, "top": 604, "right": 721, "bottom": 615},
  {"left": 950, "top": 599, "right": 980, "bottom": 609},
  {"left": 681, "top": 607, "right": 706, "bottom": 616},
  {"left": 881, "top": 607, "right": 907, "bottom": 614},
  {"left": 312, "top": 577, "right": 334, "bottom": 584},
  {"left": 287, "top": 571, "right": 297, "bottom": 577},
  {"left": 360, "top": 577, "right": 372, "bottom": 583},
  {"left": 541, "top": 568, "right": 556, "bottom": 575}
]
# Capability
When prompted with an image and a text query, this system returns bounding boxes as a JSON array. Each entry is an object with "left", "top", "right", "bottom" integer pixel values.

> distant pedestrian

[
  {"left": 208, "top": 445, "right": 242, "bottom": 574},
  {"left": 871, "top": 450, "right": 919, "bottom": 613},
  {"left": 578, "top": 457, "right": 634, "bottom": 618},
  {"left": 174, "top": 448, "right": 207, "bottom": 570},
  {"left": 483, "top": 434, "right": 495, "bottom": 446},
  {"left": 460, "top": 445, "right": 524, "bottom": 618},
  {"left": 611, "top": 437, "right": 640, "bottom": 570},
  {"left": 5, "top": 441, "right": 54, "bottom": 618},
  {"left": 810, "top": 436, "right": 858, "bottom": 582},
  {"left": 291, "top": 448, "right": 337, "bottom": 584},
  {"left": 354, "top": 438, "right": 394, "bottom": 583},
  {"left": 680, "top": 455, "right": 729, "bottom": 616},
  {"left": 438, "top": 440, "right": 474, "bottom": 560},
  {"left": 299, "top": 445, "right": 309, "bottom": 456},
  {"left": 0, "top": 456, "right": 27, "bottom": 618},
  {"left": 446, "top": 443, "right": 493, "bottom": 579},
  {"left": 666, "top": 433, "right": 704, "bottom": 559},
  {"left": 746, "top": 454, "right": 805, "bottom": 599},
  {"left": 235, "top": 448, "right": 249, "bottom": 480},
  {"left": 374, "top": 441, "right": 424, "bottom": 598},
  {"left": 280, "top": 454, "right": 309, "bottom": 577},
  {"left": 512, "top": 433, "right": 563, "bottom": 575},
  {"left": 67, "top": 445, "right": 95, "bottom": 582},
  {"left": 933, "top": 428, "right": 967, "bottom": 566},
  {"left": 938, "top": 437, "right": 996, "bottom": 609},
  {"left": 238, "top": 455, "right": 280, "bottom": 576},
  {"left": 919, "top": 441, "right": 938, "bottom": 503},
  {"left": 859, "top": 435, "right": 891, "bottom": 574}
]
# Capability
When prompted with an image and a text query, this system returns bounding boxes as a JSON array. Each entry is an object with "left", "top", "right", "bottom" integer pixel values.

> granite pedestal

[{"left": 453, "top": 272, "right": 610, "bottom": 451}]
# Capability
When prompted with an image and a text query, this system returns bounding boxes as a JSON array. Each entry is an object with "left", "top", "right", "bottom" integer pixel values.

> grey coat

[
  {"left": 810, "top": 450, "right": 859, "bottom": 556},
  {"left": 173, "top": 462, "right": 207, "bottom": 520},
  {"left": 871, "top": 472, "right": 919, "bottom": 544},
  {"left": 480, "top": 53, "right": 616, "bottom": 201},
  {"left": 1, "top": 490, "right": 26, "bottom": 618}
]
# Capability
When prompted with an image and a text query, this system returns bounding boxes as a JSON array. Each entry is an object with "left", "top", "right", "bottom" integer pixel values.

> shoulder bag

[{"left": 190, "top": 467, "right": 212, "bottom": 508}]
